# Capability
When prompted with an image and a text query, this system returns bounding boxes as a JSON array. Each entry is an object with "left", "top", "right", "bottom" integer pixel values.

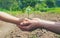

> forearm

[
  {"left": 38, "top": 19, "right": 60, "bottom": 34},
  {"left": 0, "top": 12, "right": 19, "bottom": 24}
]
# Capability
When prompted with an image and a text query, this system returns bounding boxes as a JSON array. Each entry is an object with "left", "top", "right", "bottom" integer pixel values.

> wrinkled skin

[{"left": 17, "top": 18, "right": 41, "bottom": 31}]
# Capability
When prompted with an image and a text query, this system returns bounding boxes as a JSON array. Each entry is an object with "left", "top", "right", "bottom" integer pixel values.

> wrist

[
  {"left": 14, "top": 18, "right": 20, "bottom": 25},
  {"left": 36, "top": 19, "right": 47, "bottom": 28},
  {"left": 36, "top": 21, "right": 43, "bottom": 28},
  {"left": 37, "top": 19, "right": 56, "bottom": 28}
]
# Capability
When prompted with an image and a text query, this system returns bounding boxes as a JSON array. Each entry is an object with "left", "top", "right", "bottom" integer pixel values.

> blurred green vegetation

[{"left": 0, "top": 0, "right": 60, "bottom": 14}]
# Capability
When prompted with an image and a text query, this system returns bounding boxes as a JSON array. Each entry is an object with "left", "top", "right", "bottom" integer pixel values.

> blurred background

[{"left": 0, "top": 0, "right": 60, "bottom": 15}]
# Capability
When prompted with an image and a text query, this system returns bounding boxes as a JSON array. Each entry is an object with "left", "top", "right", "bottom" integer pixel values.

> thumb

[{"left": 24, "top": 18, "right": 31, "bottom": 21}]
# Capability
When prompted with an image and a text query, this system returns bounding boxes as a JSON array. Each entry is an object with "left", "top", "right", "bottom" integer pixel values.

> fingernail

[{"left": 20, "top": 23, "right": 23, "bottom": 25}]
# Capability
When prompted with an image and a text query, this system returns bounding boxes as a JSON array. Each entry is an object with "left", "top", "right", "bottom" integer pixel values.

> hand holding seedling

[{"left": 0, "top": 12, "right": 60, "bottom": 34}]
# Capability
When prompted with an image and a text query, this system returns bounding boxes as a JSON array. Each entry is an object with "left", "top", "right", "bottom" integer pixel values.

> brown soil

[{"left": 0, "top": 13, "right": 60, "bottom": 38}]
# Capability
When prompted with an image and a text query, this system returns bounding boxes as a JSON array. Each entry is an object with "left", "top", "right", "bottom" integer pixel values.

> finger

[
  {"left": 19, "top": 18, "right": 25, "bottom": 22},
  {"left": 27, "top": 24, "right": 36, "bottom": 31},
  {"left": 32, "top": 18, "right": 39, "bottom": 20},
  {"left": 20, "top": 24, "right": 36, "bottom": 31},
  {"left": 18, "top": 23, "right": 31, "bottom": 31},
  {"left": 32, "top": 18, "right": 40, "bottom": 22},
  {"left": 20, "top": 20, "right": 31, "bottom": 26},
  {"left": 19, "top": 25, "right": 30, "bottom": 31},
  {"left": 20, "top": 18, "right": 32, "bottom": 26},
  {"left": 24, "top": 18, "right": 31, "bottom": 21},
  {"left": 19, "top": 18, "right": 30, "bottom": 23},
  {"left": 20, "top": 22, "right": 31, "bottom": 26}
]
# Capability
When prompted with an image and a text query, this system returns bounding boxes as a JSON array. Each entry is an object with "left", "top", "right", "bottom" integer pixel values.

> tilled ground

[{"left": 0, "top": 13, "right": 60, "bottom": 38}]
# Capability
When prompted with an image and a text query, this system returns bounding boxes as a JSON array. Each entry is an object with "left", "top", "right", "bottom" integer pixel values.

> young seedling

[
  {"left": 26, "top": 7, "right": 31, "bottom": 19},
  {"left": 27, "top": 9, "right": 30, "bottom": 18}
]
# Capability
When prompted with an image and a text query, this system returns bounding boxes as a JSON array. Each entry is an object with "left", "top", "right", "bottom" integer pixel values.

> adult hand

[{"left": 18, "top": 18, "right": 42, "bottom": 31}]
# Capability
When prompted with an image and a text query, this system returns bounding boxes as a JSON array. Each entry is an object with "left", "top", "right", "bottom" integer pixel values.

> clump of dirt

[{"left": 1, "top": 13, "right": 60, "bottom": 38}]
